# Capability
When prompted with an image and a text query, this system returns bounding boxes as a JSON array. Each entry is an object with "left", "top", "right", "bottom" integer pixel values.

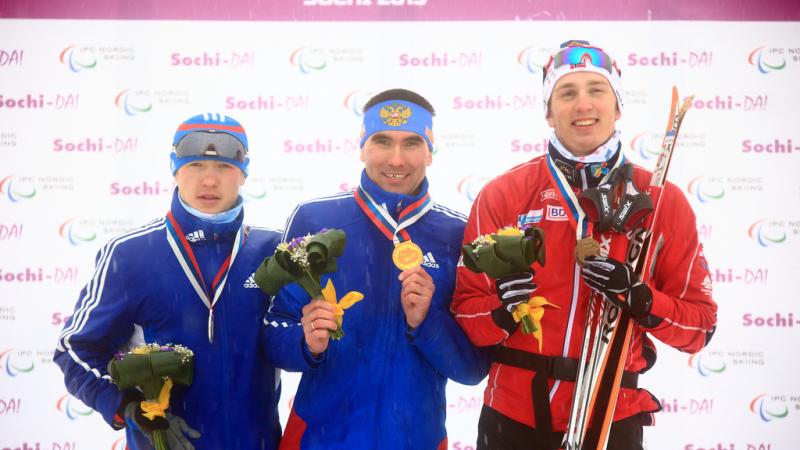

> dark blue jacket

[
  {"left": 55, "top": 190, "right": 283, "bottom": 450},
  {"left": 264, "top": 171, "right": 488, "bottom": 450}
]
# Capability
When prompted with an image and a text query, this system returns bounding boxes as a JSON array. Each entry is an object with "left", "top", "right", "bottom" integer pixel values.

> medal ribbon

[
  {"left": 354, "top": 186, "right": 432, "bottom": 244},
  {"left": 165, "top": 211, "right": 244, "bottom": 343},
  {"left": 545, "top": 153, "right": 625, "bottom": 240}
]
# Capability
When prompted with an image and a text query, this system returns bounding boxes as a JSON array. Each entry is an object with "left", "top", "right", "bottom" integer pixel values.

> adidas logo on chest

[
  {"left": 421, "top": 251, "right": 440, "bottom": 269},
  {"left": 243, "top": 273, "right": 259, "bottom": 289},
  {"left": 185, "top": 230, "right": 206, "bottom": 243}
]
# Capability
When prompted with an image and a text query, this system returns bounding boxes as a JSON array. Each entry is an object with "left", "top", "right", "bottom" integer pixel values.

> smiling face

[
  {"left": 360, "top": 129, "right": 432, "bottom": 195},
  {"left": 174, "top": 160, "right": 245, "bottom": 214},
  {"left": 546, "top": 71, "right": 621, "bottom": 157}
]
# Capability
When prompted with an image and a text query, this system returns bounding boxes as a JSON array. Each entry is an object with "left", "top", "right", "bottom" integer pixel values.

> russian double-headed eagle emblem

[{"left": 380, "top": 103, "right": 412, "bottom": 127}]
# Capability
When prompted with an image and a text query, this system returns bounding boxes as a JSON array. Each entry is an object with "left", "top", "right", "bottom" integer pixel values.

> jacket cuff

[
  {"left": 638, "top": 286, "right": 667, "bottom": 329},
  {"left": 112, "top": 389, "right": 144, "bottom": 429},
  {"left": 491, "top": 307, "right": 518, "bottom": 335},
  {"left": 301, "top": 336, "right": 326, "bottom": 368}
]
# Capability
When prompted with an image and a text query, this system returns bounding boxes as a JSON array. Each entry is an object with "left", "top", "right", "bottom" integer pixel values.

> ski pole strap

[
  {"left": 577, "top": 163, "right": 654, "bottom": 233},
  {"left": 491, "top": 346, "right": 639, "bottom": 447}
]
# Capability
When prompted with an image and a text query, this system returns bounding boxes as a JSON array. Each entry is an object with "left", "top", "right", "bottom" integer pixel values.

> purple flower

[{"left": 288, "top": 236, "right": 304, "bottom": 250}]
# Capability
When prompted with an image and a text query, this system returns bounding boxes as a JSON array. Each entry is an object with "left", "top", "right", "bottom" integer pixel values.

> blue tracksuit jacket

[
  {"left": 264, "top": 171, "right": 488, "bottom": 450},
  {"left": 54, "top": 190, "right": 283, "bottom": 450}
]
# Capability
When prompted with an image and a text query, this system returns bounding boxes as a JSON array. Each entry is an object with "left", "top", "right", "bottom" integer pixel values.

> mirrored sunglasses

[{"left": 174, "top": 131, "right": 247, "bottom": 162}]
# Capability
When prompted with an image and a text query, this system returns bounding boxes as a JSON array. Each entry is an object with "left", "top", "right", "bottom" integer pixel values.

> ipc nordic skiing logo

[
  {"left": 629, "top": 132, "right": 662, "bottom": 161},
  {"left": 749, "top": 393, "right": 789, "bottom": 422},
  {"left": 517, "top": 46, "right": 550, "bottom": 74},
  {"left": 290, "top": 47, "right": 328, "bottom": 74},
  {"left": 687, "top": 353, "right": 726, "bottom": 377},
  {"left": 457, "top": 175, "right": 490, "bottom": 202},
  {"left": 59, "top": 45, "right": 97, "bottom": 73},
  {"left": 0, "top": 349, "right": 35, "bottom": 376},
  {"left": 0, "top": 175, "right": 37, "bottom": 202},
  {"left": 747, "top": 219, "right": 786, "bottom": 247},
  {"left": 242, "top": 178, "right": 268, "bottom": 202},
  {"left": 748, "top": 46, "right": 787, "bottom": 74},
  {"left": 687, "top": 176, "right": 725, "bottom": 203},
  {"left": 114, "top": 89, "right": 153, "bottom": 116},
  {"left": 58, "top": 218, "right": 97, "bottom": 246},
  {"left": 343, "top": 89, "right": 376, "bottom": 118},
  {"left": 56, "top": 393, "right": 94, "bottom": 420}
]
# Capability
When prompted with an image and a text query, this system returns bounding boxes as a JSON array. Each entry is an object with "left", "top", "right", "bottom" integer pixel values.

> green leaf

[
  {"left": 254, "top": 256, "right": 295, "bottom": 295},
  {"left": 460, "top": 227, "right": 546, "bottom": 279},
  {"left": 107, "top": 350, "right": 194, "bottom": 400},
  {"left": 254, "top": 228, "right": 348, "bottom": 299}
]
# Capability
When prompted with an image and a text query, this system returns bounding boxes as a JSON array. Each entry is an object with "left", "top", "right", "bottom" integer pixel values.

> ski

[{"left": 562, "top": 86, "right": 694, "bottom": 450}]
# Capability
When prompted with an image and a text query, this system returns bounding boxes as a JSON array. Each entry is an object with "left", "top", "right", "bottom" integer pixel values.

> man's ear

[{"left": 546, "top": 108, "right": 556, "bottom": 128}]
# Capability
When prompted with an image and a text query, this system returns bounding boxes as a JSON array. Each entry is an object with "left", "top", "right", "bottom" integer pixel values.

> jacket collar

[
  {"left": 169, "top": 188, "right": 243, "bottom": 245},
  {"left": 359, "top": 169, "right": 430, "bottom": 220},
  {"left": 547, "top": 141, "right": 623, "bottom": 190}
]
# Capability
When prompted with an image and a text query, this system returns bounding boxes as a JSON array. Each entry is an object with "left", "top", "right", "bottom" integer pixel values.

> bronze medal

[{"left": 575, "top": 237, "right": 601, "bottom": 266}]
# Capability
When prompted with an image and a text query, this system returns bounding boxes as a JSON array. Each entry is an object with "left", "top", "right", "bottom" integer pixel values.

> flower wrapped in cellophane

[
  {"left": 461, "top": 226, "right": 557, "bottom": 343},
  {"left": 107, "top": 343, "right": 194, "bottom": 450},
  {"left": 255, "top": 228, "right": 363, "bottom": 340}
]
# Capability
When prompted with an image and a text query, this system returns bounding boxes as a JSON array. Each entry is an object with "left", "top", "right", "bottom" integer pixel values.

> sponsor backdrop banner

[{"left": 1, "top": 2, "right": 798, "bottom": 449}]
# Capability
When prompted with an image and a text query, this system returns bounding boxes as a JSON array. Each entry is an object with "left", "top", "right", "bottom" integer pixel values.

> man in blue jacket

[
  {"left": 264, "top": 89, "right": 488, "bottom": 449},
  {"left": 54, "top": 113, "right": 283, "bottom": 450}
]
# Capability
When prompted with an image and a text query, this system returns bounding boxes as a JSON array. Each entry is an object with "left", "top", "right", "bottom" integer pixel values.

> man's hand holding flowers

[
  {"left": 301, "top": 299, "right": 338, "bottom": 356},
  {"left": 461, "top": 226, "right": 559, "bottom": 349},
  {"left": 492, "top": 271, "right": 538, "bottom": 334},
  {"left": 123, "top": 401, "right": 200, "bottom": 450},
  {"left": 255, "top": 229, "right": 363, "bottom": 342},
  {"left": 108, "top": 343, "right": 196, "bottom": 450}
]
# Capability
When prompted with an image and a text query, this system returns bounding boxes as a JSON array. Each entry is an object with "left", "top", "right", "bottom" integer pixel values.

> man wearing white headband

[
  {"left": 264, "top": 89, "right": 487, "bottom": 449},
  {"left": 55, "top": 113, "right": 283, "bottom": 450},
  {"left": 453, "top": 40, "right": 718, "bottom": 449}
]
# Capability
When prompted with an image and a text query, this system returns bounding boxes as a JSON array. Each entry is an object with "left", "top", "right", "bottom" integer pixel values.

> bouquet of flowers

[
  {"left": 255, "top": 228, "right": 363, "bottom": 339},
  {"left": 107, "top": 343, "right": 194, "bottom": 450},
  {"left": 462, "top": 226, "right": 557, "bottom": 345}
]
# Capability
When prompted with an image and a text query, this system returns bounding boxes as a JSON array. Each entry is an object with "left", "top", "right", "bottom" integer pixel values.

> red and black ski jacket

[{"left": 452, "top": 154, "right": 717, "bottom": 431}]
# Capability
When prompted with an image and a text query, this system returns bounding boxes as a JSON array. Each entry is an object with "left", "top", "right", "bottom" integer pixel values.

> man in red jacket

[{"left": 452, "top": 40, "right": 718, "bottom": 450}]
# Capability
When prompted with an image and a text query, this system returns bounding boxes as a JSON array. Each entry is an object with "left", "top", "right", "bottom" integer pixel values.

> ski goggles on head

[
  {"left": 174, "top": 131, "right": 248, "bottom": 163},
  {"left": 544, "top": 42, "right": 619, "bottom": 80}
]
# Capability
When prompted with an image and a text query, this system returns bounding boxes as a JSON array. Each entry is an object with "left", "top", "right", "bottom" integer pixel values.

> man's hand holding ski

[{"left": 581, "top": 256, "right": 652, "bottom": 320}]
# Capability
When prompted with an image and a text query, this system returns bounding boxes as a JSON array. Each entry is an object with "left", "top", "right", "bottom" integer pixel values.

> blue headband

[{"left": 359, "top": 100, "right": 434, "bottom": 151}]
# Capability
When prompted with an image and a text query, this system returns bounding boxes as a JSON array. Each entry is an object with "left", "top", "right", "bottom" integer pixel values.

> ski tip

[{"left": 682, "top": 95, "right": 696, "bottom": 110}]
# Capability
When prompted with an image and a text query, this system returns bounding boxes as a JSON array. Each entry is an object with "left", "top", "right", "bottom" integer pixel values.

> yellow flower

[
  {"left": 512, "top": 296, "right": 559, "bottom": 352},
  {"left": 495, "top": 226, "right": 524, "bottom": 236},
  {"left": 320, "top": 279, "right": 364, "bottom": 340},
  {"left": 141, "top": 378, "right": 173, "bottom": 420}
]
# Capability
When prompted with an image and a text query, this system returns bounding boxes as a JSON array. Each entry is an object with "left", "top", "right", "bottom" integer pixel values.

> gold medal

[
  {"left": 392, "top": 241, "right": 423, "bottom": 270},
  {"left": 575, "top": 237, "right": 601, "bottom": 266}
]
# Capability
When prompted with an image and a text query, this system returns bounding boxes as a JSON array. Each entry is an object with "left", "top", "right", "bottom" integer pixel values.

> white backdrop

[{"left": 1, "top": 13, "right": 799, "bottom": 450}]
